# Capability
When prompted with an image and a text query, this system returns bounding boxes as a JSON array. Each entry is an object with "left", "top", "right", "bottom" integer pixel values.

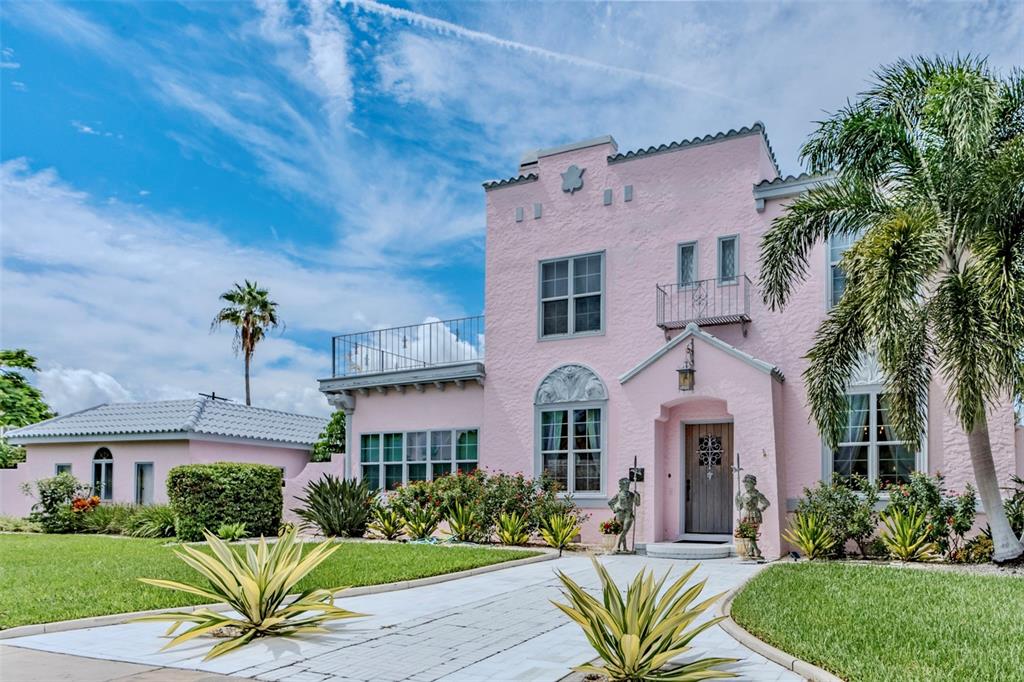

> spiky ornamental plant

[
  {"left": 552, "top": 558, "right": 736, "bottom": 681},
  {"left": 135, "top": 527, "right": 363, "bottom": 660},
  {"left": 760, "top": 56, "right": 1024, "bottom": 562}
]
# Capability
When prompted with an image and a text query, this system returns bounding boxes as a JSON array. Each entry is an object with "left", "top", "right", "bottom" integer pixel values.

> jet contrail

[{"left": 342, "top": 0, "right": 740, "bottom": 103}]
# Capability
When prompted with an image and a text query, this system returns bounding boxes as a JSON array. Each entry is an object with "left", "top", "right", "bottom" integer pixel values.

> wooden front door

[{"left": 684, "top": 423, "right": 734, "bottom": 534}]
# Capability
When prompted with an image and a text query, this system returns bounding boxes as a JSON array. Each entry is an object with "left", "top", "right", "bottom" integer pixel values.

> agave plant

[
  {"left": 445, "top": 502, "right": 481, "bottom": 543},
  {"left": 553, "top": 558, "right": 736, "bottom": 681},
  {"left": 782, "top": 512, "right": 836, "bottom": 560},
  {"left": 539, "top": 512, "right": 580, "bottom": 557},
  {"left": 880, "top": 506, "right": 939, "bottom": 562},
  {"left": 293, "top": 475, "right": 374, "bottom": 538},
  {"left": 217, "top": 521, "right": 247, "bottom": 542},
  {"left": 401, "top": 502, "right": 441, "bottom": 540},
  {"left": 369, "top": 505, "right": 404, "bottom": 540},
  {"left": 135, "top": 527, "right": 363, "bottom": 659},
  {"left": 496, "top": 511, "right": 531, "bottom": 545}
]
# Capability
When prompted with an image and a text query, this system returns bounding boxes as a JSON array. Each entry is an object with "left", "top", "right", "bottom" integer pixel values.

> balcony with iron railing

[
  {"left": 656, "top": 275, "right": 752, "bottom": 331},
  {"left": 325, "top": 316, "right": 485, "bottom": 389}
]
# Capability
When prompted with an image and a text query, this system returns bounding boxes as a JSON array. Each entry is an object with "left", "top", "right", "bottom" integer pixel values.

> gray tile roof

[
  {"left": 753, "top": 172, "right": 819, "bottom": 189},
  {"left": 7, "top": 397, "right": 328, "bottom": 446}
]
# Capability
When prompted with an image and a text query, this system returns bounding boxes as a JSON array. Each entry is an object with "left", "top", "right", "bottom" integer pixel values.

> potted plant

[
  {"left": 599, "top": 517, "right": 622, "bottom": 552},
  {"left": 734, "top": 519, "right": 759, "bottom": 559}
]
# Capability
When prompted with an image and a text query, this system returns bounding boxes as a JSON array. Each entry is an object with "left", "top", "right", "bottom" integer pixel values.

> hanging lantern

[{"left": 677, "top": 338, "right": 695, "bottom": 391}]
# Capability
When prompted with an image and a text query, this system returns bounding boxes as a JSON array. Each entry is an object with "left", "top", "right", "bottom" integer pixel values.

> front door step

[{"left": 644, "top": 542, "right": 735, "bottom": 560}]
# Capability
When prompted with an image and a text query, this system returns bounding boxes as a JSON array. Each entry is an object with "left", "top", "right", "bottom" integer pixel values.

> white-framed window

[
  {"left": 678, "top": 241, "right": 698, "bottom": 287},
  {"left": 831, "top": 391, "right": 919, "bottom": 486},
  {"left": 717, "top": 235, "right": 738, "bottom": 284},
  {"left": 539, "top": 252, "right": 604, "bottom": 338},
  {"left": 135, "top": 462, "right": 155, "bottom": 505},
  {"left": 55, "top": 463, "right": 72, "bottom": 476},
  {"left": 92, "top": 447, "right": 113, "bottom": 500},
  {"left": 539, "top": 406, "right": 603, "bottom": 494},
  {"left": 828, "top": 229, "right": 865, "bottom": 307},
  {"left": 361, "top": 428, "right": 479, "bottom": 491}
]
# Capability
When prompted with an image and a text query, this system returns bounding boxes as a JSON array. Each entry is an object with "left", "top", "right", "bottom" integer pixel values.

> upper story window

[
  {"left": 831, "top": 391, "right": 919, "bottom": 486},
  {"left": 360, "top": 428, "right": 479, "bottom": 491},
  {"left": 828, "top": 230, "right": 864, "bottom": 307},
  {"left": 717, "top": 235, "right": 738, "bottom": 284},
  {"left": 678, "top": 242, "right": 697, "bottom": 287},
  {"left": 539, "top": 252, "right": 604, "bottom": 338}
]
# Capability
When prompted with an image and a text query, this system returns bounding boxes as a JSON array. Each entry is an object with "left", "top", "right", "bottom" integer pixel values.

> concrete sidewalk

[
  {"left": 1, "top": 554, "right": 798, "bottom": 682},
  {"left": 0, "top": 646, "right": 239, "bottom": 681}
]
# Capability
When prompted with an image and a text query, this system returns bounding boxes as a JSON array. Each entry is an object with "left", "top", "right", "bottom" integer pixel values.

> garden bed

[
  {"left": 0, "top": 534, "right": 538, "bottom": 630},
  {"left": 731, "top": 562, "right": 1024, "bottom": 682}
]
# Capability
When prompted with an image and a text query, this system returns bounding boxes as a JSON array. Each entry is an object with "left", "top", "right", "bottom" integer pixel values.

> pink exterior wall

[
  {"left": 1017, "top": 426, "right": 1024, "bottom": 477},
  {"left": 0, "top": 438, "right": 311, "bottom": 517},
  {"left": 478, "top": 131, "right": 1018, "bottom": 555}
]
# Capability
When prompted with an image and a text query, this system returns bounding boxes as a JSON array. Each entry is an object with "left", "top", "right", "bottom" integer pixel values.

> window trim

[
  {"left": 821, "top": 385, "right": 928, "bottom": 486},
  {"left": 676, "top": 241, "right": 698, "bottom": 288},
  {"left": 533, "top": 399, "right": 607, "bottom": 498},
  {"left": 359, "top": 427, "right": 480, "bottom": 491},
  {"left": 716, "top": 235, "right": 739, "bottom": 286},
  {"left": 54, "top": 463, "right": 72, "bottom": 476},
  {"left": 134, "top": 461, "right": 155, "bottom": 505},
  {"left": 92, "top": 447, "right": 113, "bottom": 501},
  {"left": 826, "top": 229, "right": 866, "bottom": 309},
  {"left": 537, "top": 251, "right": 606, "bottom": 340}
]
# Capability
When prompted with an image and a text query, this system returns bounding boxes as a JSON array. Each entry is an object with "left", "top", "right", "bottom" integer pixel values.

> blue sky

[{"left": 1, "top": 1, "right": 1020, "bottom": 415}]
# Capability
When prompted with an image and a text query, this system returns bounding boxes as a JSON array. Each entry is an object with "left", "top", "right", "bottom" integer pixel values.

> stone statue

[
  {"left": 735, "top": 474, "right": 770, "bottom": 560},
  {"left": 608, "top": 477, "right": 640, "bottom": 553}
]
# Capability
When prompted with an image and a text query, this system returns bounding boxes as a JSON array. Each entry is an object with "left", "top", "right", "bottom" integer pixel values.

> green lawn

[
  {"left": 0, "top": 534, "right": 537, "bottom": 629},
  {"left": 731, "top": 563, "right": 1024, "bottom": 682}
]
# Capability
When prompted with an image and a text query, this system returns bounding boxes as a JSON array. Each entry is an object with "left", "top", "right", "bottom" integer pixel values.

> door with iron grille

[{"left": 684, "top": 423, "right": 734, "bottom": 534}]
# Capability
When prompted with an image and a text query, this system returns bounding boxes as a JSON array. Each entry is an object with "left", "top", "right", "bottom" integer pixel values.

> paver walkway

[{"left": 0, "top": 554, "right": 799, "bottom": 682}]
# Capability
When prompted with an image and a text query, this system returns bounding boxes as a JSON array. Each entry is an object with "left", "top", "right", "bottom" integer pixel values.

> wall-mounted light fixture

[{"left": 677, "top": 338, "right": 695, "bottom": 391}]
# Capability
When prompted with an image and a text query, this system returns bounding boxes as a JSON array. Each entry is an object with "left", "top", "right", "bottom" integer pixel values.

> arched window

[
  {"left": 534, "top": 364, "right": 608, "bottom": 496},
  {"left": 93, "top": 448, "right": 113, "bottom": 501}
]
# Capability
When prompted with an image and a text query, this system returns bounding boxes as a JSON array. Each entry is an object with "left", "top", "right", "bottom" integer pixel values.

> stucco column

[{"left": 327, "top": 392, "right": 356, "bottom": 479}]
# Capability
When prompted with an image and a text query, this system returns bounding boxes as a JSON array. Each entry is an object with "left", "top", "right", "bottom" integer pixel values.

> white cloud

[
  {"left": 0, "top": 159, "right": 468, "bottom": 416},
  {"left": 36, "top": 367, "right": 134, "bottom": 415}
]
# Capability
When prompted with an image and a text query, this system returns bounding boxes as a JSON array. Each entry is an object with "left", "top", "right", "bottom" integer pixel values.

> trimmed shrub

[
  {"left": 0, "top": 514, "right": 42, "bottom": 532},
  {"left": 884, "top": 472, "right": 976, "bottom": 557},
  {"left": 167, "top": 462, "right": 282, "bottom": 542}
]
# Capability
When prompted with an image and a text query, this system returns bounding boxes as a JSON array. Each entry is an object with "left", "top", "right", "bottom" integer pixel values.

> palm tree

[
  {"left": 760, "top": 56, "right": 1023, "bottom": 562},
  {"left": 211, "top": 280, "right": 282, "bottom": 406}
]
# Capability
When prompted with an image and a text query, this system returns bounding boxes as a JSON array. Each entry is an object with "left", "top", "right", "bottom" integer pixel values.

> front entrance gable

[{"left": 619, "top": 322, "right": 784, "bottom": 386}]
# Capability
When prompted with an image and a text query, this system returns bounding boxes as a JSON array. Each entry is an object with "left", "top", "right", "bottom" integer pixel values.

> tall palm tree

[
  {"left": 211, "top": 280, "right": 282, "bottom": 406},
  {"left": 760, "top": 56, "right": 1023, "bottom": 562}
]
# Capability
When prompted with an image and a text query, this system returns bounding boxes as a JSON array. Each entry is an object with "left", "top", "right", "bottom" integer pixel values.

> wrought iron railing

[
  {"left": 656, "top": 275, "right": 751, "bottom": 329},
  {"left": 331, "top": 315, "right": 484, "bottom": 378}
]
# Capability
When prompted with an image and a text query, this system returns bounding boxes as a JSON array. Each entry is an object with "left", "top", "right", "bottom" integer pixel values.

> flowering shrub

[
  {"left": 795, "top": 474, "right": 879, "bottom": 557},
  {"left": 599, "top": 518, "right": 623, "bottom": 535},
  {"left": 22, "top": 472, "right": 91, "bottom": 533},
  {"left": 71, "top": 496, "right": 101, "bottom": 513},
  {"left": 734, "top": 519, "right": 760, "bottom": 540},
  {"left": 883, "top": 472, "right": 976, "bottom": 558},
  {"left": 386, "top": 470, "right": 587, "bottom": 542}
]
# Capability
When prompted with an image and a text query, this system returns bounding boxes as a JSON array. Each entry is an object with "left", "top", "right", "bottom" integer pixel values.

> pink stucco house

[
  {"left": 319, "top": 123, "right": 1022, "bottom": 559},
  {"left": 1, "top": 396, "right": 327, "bottom": 517}
]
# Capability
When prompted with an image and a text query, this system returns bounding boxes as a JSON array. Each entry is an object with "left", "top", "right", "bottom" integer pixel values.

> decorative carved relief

[
  {"left": 535, "top": 364, "right": 607, "bottom": 404},
  {"left": 849, "top": 351, "right": 886, "bottom": 386}
]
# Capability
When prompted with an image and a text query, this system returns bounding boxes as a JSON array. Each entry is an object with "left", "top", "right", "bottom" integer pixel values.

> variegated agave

[
  {"left": 134, "top": 527, "right": 363, "bottom": 659},
  {"left": 552, "top": 558, "right": 736, "bottom": 681}
]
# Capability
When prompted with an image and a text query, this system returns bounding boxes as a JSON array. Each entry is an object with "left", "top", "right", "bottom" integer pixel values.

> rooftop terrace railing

[
  {"left": 656, "top": 275, "right": 752, "bottom": 330},
  {"left": 331, "top": 315, "right": 484, "bottom": 378}
]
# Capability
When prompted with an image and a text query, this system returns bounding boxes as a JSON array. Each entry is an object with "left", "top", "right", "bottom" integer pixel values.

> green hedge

[{"left": 167, "top": 462, "right": 282, "bottom": 542}]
